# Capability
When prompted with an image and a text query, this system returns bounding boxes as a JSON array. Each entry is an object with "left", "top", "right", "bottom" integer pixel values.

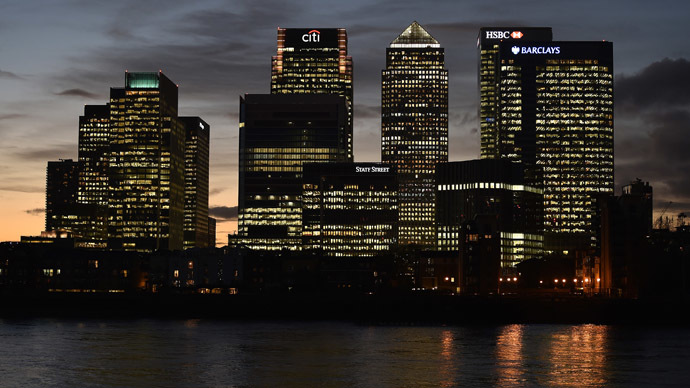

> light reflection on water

[{"left": 0, "top": 319, "right": 688, "bottom": 387}]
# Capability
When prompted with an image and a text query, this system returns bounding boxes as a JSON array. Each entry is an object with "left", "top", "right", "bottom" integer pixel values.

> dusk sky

[{"left": 2, "top": 0, "right": 689, "bottom": 244}]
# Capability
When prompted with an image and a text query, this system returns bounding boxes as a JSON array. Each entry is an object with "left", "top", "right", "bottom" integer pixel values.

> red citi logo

[
  {"left": 511, "top": 31, "right": 523, "bottom": 39},
  {"left": 302, "top": 29, "right": 320, "bottom": 43}
]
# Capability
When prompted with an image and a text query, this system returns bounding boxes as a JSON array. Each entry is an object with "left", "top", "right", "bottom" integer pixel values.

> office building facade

[
  {"left": 180, "top": 117, "right": 210, "bottom": 249},
  {"left": 302, "top": 162, "right": 398, "bottom": 256},
  {"left": 46, "top": 159, "right": 80, "bottom": 233},
  {"left": 77, "top": 104, "right": 110, "bottom": 248},
  {"left": 271, "top": 28, "right": 353, "bottom": 161},
  {"left": 237, "top": 94, "right": 349, "bottom": 250},
  {"left": 107, "top": 71, "right": 185, "bottom": 252},
  {"left": 382, "top": 21, "right": 448, "bottom": 247},
  {"left": 496, "top": 41, "right": 614, "bottom": 251},
  {"left": 478, "top": 27, "right": 553, "bottom": 159},
  {"left": 436, "top": 159, "right": 543, "bottom": 272}
]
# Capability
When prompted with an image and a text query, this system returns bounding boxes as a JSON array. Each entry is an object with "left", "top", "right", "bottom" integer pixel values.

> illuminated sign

[
  {"left": 284, "top": 28, "right": 338, "bottom": 48},
  {"left": 511, "top": 46, "right": 561, "bottom": 55},
  {"left": 302, "top": 29, "right": 320, "bottom": 43},
  {"left": 485, "top": 30, "right": 523, "bottom": 40},
  {"left": 355, "top": 166, "right": 390, "bottom": 173}
]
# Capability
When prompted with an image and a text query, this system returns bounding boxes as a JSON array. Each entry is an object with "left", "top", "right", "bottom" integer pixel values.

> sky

[{"left": 1, "top": 0, "right": 690, "bottom": 244}]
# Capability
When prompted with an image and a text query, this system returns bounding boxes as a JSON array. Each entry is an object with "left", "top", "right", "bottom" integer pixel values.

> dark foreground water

[{"left": 1, "top": 320, "right": 689, "bottom": 387}]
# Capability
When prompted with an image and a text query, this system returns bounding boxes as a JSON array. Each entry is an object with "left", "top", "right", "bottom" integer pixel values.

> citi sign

[
  {"left": 511, "top": 46, "right": 561, "bottom": 55},
  {"left": 302, "top": 29, "right": 321, "bottom": 42},
  {"left": 485, "top": 30, "right": 523, "bottom": 39}
]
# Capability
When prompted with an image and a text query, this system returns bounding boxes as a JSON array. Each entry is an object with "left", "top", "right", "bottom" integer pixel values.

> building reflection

[
  {"left": 496, "top": 324, "right": 525, "bottom": 387},
  {"left": 438, "top": 329, "right": 456, "bottom": 387},
  {"left": 544, "top": 324, "right": 609, "bottom": 386}
]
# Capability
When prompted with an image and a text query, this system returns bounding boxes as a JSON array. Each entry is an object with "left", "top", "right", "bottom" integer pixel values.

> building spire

[{"left": 390, "top": 21, "right": 440, "bottom": 47}]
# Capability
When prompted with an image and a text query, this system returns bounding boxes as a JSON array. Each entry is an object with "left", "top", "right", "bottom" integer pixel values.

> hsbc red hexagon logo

[{"left": 511, "top": 31, "right": 523, "bottom": 39}]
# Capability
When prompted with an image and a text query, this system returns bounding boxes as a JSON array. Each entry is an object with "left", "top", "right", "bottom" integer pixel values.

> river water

[{"left": 1, "top": 320, "right": 689, "bottom": 387}]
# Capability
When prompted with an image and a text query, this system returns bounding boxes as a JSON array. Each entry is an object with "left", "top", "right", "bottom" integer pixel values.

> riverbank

[{"left": 2, "top": 292, "right": 688, "bottom": 325}]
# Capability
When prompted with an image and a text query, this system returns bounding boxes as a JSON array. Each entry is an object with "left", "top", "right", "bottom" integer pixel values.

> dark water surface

[{"left": 1, "top": 320, "right": 689, "bottom": 387}]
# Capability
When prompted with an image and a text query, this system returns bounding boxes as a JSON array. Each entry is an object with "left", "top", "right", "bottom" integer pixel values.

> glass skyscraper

[
  {"left": 77, "top": 104, "right": 110, "bottom": 248},
  {"left": 180, "top": 117, "right": 210, "bottom": 249},
  {"left": 271, "top": 28, "right": 353, "bottom": 161},
  {"left": 237, "top": 94, "right": 349, "bottom": 250},
  {"left": 477, "top": 27, "right": 553, "bottom": 159},
  {"left": 107, "top": 71, "right": 185, "bottom": 252},
  {"left": 381, "top": 21, "right": 448, "bottom": 247},
  {"left": 492, "top": 40, "right": 614, "bottom": 251}
]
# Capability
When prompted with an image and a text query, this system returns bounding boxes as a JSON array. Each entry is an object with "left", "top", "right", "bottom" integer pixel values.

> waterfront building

[
  {"left": 76, "top": 104, "right": 110, "bottom": 248},
  {"left": 381, "top": 21, "right": 448, "bottom": 247},
  {"left": 436, "top": 159, "right": 543, "bottom": 274},
  {"left": 45, "top": 159, "right": 80, "bottom": 233},
  {"left": 107, "top": 71, "right": 185, "bottom": 252},
  {"left": 237, "top": 94, "right": 349, "bottom": 250},
  {"left": 477, "top": 27, "right": 553, "bottom": 159},
  {"left": 180, "top": 117, "right": 210, "bottom": 249},
  {"left": 488, "top": 38, "right": 613, "bottom": 251},
  {"left": 271, "top": 28, "right": 353, "bottom": 160},
  {"left": 302, "top": 162, "right": 398, "bottom": 256}
]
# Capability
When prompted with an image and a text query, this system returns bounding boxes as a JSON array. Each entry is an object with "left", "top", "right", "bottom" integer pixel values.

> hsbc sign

[{"left": 485, "top": 30, "right": 523, "bottom": 40}]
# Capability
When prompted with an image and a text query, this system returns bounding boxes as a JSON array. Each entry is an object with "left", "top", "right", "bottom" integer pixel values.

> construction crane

[{"left": 655, "top": 201, "right": 672, "bottom": 230}]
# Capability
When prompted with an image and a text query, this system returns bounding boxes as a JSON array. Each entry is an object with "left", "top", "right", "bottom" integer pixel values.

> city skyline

[{"left": 2, "top": 0, "right": 690, "bottom": 244}]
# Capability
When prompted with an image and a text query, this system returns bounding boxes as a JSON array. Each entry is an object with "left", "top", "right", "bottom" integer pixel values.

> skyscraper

[
  {"left": 180, "top": 116, "right": 210, "bottom": 249},
  {"left": 477, "top": 27, "right": 553, "bottom": 159},
  {"left": 495, "top": 40, "right": 614, "bottom": 251},
  {"left": 46, "top": 159, "right": 80, "bottom": 233},
  {"left": 302, "top": 162, "right": 398, "bottom": 256},
  {"left": 77, "top": 104, "right": 110, "bottom": 248},
  {"left": 107, "top": 71, "right": 185, "bottom": 252},
  {"left": 237, "top": 94, "right": 349, "bottom": 250},
  {"left": 381, "top": 21, "right": 448, "bottom": 247},
  {"left": 271, "top": 28, "right": 353, "bottom": 161}
]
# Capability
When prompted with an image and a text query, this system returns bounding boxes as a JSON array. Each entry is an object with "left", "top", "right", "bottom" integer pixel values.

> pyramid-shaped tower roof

[{"left": 390, "top": 21, "right": 440, "bottom": 47}]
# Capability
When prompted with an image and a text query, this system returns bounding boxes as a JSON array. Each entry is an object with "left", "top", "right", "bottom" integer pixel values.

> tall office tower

[
  {"left": 46, "top": 159, "right": 80, "bottom": 232},
  {"left": 77, "top": 104, "right": 110, "bottom": 248},
  {"left": 237, "top": 94, "right": 348, "bottom": 251},
  {"left": 302, "top": 162, "right": 398, "bottom": 257},
  {"left": 108, "top": 71, "right": 185, "bottom": 252},
  {"left": 271, "top": 28, "right": 353, "bottom": 161},
  {"left": 496, "top": 41, "right": 614, "bottom": 251},
  {"left": 381, "top": 21, "right": 448, "bottom": 247},
  {"left": 207, "top": 216, "right": 216, "bottom": 248},
  {"left": 478, "top": 27, "right": 553, "bottom": 159},
  {"left": 436, "top": 159, "right": 543, "bottom": 272},
  {"left": 180, "top": 117, "right": 210, "bottom": 249}
]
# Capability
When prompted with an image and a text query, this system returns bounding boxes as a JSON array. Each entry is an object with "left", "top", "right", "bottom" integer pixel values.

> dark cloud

[
  {"left": 209, "top": 205, "right": 238, "bottom": 221},
  {"left": 354, "top": 104, "right": 380, "bottom": 120},
  {"left": 614, "top": 58, "right": 690, "bottom": 216},
  {"left": 0, "top": 185, "right": 43, "bottom": 193},
  {"left": 0, "top": 68, "right": 22, "bottom": 79},
  {"left": 616, "top": 58, "right": 690, "bottom": 112},
  {"left": 209, "top": 187, "right": 227, "bottom": 196},
  {"left": 55, "top": 88, "right": 100, "bottom": 99},
  {"left": 0, "top": 114, "right": 27, "bottom": 121},
  {"left": 12, "top": 143, "right": 76, "bottom": 161},
  {"left": 25, "top": 208, "right": 44, "bottom": 216}
]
